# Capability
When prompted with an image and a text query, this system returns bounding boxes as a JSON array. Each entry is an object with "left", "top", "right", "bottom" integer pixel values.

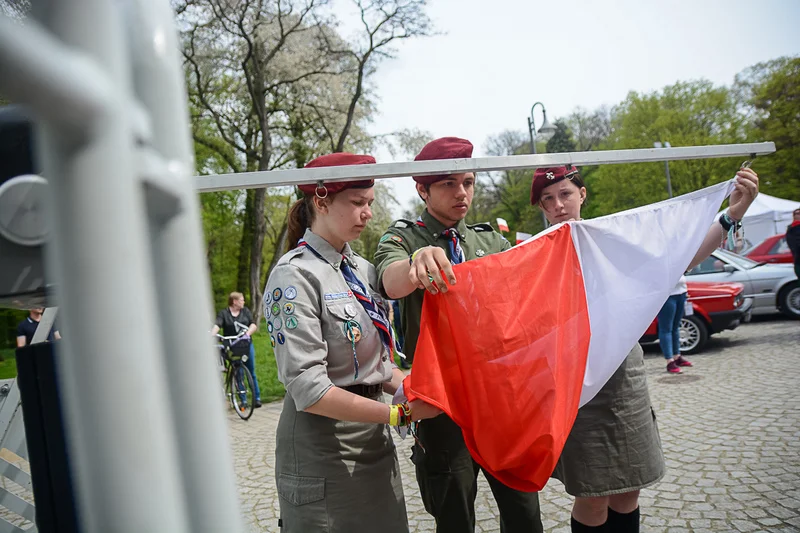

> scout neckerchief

[
  {"left": 415, "top": 217, "right": 465, "bottom": 265},
  {"left": 298, "top": 238, "right": 398, "bottom": 378}
]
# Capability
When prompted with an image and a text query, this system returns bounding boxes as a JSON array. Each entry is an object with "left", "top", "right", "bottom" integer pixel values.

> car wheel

[
  {"left": 680, "top": 315, "right": 708, "bottom": 354},
  {"left": 778, "top": 281, "right": 800, "bottom": 319}
]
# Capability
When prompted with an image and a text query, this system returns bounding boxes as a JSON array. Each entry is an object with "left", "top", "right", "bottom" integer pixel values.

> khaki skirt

[
  {"left": 552, "top": 344, "right": 665, "bottom": 497},
  {"left": 275, "top": 393, "right": 408, "bottom": 533}
]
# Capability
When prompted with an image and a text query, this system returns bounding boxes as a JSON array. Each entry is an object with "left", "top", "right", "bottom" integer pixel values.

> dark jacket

[{"left": 786, "top": 222, "right": 800, "bottom": 261}]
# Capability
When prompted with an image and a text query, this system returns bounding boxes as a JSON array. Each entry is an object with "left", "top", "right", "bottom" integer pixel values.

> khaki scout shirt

[
  {"left": 265, "top": 229, "right": 394, "bottom": 411},
  {"left": 374, "top": 209, "right": 511, "bottom": 362}
]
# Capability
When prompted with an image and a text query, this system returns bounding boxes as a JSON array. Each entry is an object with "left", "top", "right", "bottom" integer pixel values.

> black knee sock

[
  {"left": 571, "top": 515, "right": 607, "bottom": 532},
  {"left": 606, "top": 507, "right": 640, "bottom": 533}
]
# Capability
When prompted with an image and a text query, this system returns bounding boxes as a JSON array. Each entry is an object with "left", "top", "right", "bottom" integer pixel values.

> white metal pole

[
  {"left": 124, "top": 1, "right": 245, "bottom": 531},
  {"left": 1, "top": 1, "right": 192, "bottom": 531},
  {"left": 194, "top": 143, "right": 776, "bottom": 192}
]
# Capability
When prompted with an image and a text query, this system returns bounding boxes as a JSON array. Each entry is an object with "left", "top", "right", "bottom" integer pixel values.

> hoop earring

[{"left": 315, "top": 180, "right": 328, "bottom": 199}]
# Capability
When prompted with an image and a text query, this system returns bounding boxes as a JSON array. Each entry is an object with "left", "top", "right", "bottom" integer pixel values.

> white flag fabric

[{"left": 570, "top": 179, "right": 733, "bottom": 404}]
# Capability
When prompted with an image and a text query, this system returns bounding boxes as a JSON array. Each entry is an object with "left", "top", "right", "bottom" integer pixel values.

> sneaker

[
  {"left": 666, "top": 361, "right": 682, "bottom": 374},
  {"left": 675, "top": 356, "right": 693, "bottom": 367},
  {"left": 254, "top": 399, "right": 263, "bottom": 408}
]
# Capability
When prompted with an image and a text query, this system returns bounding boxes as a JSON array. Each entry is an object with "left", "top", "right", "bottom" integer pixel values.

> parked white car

[{"left": 685, "top": 248, "right": 799, "bottom": 318}]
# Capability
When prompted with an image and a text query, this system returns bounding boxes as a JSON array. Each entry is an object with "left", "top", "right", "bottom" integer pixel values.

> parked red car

[
  {"left": 745, "top": 233, "right": 793, "bottom": 264},
  {"left": 640, "top": 281, "right": 752, "bottom": 354}
]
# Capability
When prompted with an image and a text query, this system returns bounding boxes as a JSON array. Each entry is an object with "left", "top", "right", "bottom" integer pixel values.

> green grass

[
  {"left": 0, "top": 333, "right": 288, "bottom": 402},
  {"left": 250, "top": 328, "right": 285, "bottom": 403},
  {"left": 0, "top": 349, "right": 18, "bottom": 380}
]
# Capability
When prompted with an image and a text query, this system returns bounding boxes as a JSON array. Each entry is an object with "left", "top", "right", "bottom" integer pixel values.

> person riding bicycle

[{"left": 210, "top": 292, "right": 261, "bottom": 408}]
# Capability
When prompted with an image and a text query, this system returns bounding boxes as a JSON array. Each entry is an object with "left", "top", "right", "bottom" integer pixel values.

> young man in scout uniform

[{"left": 374, "top": 137, "right": 543, "bottom": 533}]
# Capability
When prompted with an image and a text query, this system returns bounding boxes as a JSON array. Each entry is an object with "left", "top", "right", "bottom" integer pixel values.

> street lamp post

[
  {"left": 528, "top": 102, "right": 558, "bottom": 227},
  {"left": 527, "top": 102, "right": 557, "bottom": 155},
  {"left": 654, "top": 141, "right": 673, "bottom": 198}
]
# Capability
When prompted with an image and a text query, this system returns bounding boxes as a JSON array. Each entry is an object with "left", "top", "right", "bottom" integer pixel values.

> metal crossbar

[{"left": 194, "top": 142, "right": 775, "bottom": 192}]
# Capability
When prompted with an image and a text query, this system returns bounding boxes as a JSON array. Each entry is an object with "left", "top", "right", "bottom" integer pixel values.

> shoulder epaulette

[
  {"left": 393, "top": 219, "right": 415, "bottom": 229},
  {"left": 467, "top": 222, "right": 495, "bottom": 232},
  {"left": 282, "top": 246, "right": 306, "bottom": 263}
]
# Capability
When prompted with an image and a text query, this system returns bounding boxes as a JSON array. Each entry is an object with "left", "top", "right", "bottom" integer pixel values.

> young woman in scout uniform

[
  {"left": 375, "top": 137, "right": 544, "bottom": 533},
  {"left": 264, "top": 152, "right": 438, "bottom": 533},
  {"left": 530, "top": 165, "right": 759, "bottom": 533}
]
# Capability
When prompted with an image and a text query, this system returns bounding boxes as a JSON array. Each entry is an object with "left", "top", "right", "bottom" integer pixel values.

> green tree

[
  {"left": 546, "top": 119, "right": 577, "bottom": 154},
  {"left": 586, "top": 80, "right": 747, "bottom": 218},
  {"left": 737, "top": 57, "right": 800, "bottom": 200},
  {"left": 562, "top": 107, "right": 612, "bottom": 200},
  {"left": 178, "top": 0, "right": 433, "bottom": 321},
  {"left": 350, "top": 182, "right": 399, "bottom": 262},
  {"left": 482, "top": 131, "right": 547, "bottom": 237}
]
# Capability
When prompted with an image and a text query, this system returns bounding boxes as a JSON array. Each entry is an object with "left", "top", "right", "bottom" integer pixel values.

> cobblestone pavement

[{"left": 228, "top": 318, "right": 800, "bottom": 532}]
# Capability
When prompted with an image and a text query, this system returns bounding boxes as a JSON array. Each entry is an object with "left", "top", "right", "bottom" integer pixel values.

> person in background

[
  {"left": 16, "top": 308, "right": 60, "bottom": 347},
  {"left": 657, "top": 275, "right": 693, "bottom": 373},
  {"left": 211, "top": 292, "right": 261, "bottom": 408},
  {"left": 786, "top": 208, "right": 800, "bottom": 279}
]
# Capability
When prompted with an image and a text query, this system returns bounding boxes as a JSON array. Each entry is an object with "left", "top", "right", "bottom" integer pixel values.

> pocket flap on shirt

[
  {"left": 325, "top": 301, "right": 353, "bottom": 321},
  {"left": 277, "top": 473, "right": 325, "bottom": 506}
]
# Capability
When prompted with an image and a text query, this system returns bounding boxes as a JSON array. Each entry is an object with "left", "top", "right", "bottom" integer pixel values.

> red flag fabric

[{"left": 404, "top": 225, "right": 590, "bottom": 492}]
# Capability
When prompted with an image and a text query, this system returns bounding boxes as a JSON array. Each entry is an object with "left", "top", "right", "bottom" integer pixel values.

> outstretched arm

[{"left": 687, "top": 168, "right": 759, "bottom": 270}]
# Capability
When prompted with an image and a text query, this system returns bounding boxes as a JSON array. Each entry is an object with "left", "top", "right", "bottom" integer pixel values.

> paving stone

[{"left": 226, "top": 319, "right": 799, "bottom": 532}]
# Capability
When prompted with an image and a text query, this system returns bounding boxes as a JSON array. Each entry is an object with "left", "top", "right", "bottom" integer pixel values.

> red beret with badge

[
  {"left": 413, "top": 137, "right": 474, "bottom": 185},
  {"left": 298, "top": 153, "right": 376, "bottom": 197},
  {"left": 530, "top": 166, "right": 581, "bottom": 205}
]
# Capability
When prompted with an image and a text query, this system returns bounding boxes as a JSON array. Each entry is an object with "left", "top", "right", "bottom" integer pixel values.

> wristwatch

[{"left": 719, "top": 213, "right": 741, "bottom": 232}]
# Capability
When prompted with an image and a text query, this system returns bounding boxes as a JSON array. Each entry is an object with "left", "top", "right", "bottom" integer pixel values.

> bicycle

[{"left": 215, "top": 334, "right": 256, "bottom": 421}]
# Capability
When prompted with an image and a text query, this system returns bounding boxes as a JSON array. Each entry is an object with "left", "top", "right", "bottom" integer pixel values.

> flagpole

[{"left": 195, "top": 143, "right": 775, "bottom": 192}]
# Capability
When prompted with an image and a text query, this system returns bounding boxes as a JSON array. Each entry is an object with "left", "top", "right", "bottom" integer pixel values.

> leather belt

[{"left": 343, "top": 383, "right": 384, "bottom": 397}]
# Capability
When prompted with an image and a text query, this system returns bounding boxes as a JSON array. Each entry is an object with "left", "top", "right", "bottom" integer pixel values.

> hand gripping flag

[{"left": 403, "top": 179, "right": 735, "bottom": 492}]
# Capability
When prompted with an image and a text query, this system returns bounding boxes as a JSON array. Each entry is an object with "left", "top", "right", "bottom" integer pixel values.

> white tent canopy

[{"left": 721, "top": 192, "right": 800, "bottom": 247}]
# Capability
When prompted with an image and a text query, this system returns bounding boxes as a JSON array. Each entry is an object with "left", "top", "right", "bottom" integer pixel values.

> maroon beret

[
  {"left": 297, "top": 153, "right": 376, "bottom": 196},
  {"left": 413, "top": 137, "right": 474, "bottom": 185},
  {"left": 530, "top": 166, "right": 581, "bottom": 204}
]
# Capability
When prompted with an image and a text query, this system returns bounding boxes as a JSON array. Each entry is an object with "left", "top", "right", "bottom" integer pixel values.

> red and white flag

[
  {"left": 496, "top": 217, "right": 509, "bottom": 233},
  {"left": 515, "top": 231, "right": 532, "bottom": 244},
  {"left": 404, "top": 180, "right": 734, "bottom": 492}
]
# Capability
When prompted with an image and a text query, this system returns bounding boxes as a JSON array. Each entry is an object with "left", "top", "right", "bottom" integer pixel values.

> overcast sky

[{"left": 335, "top": 0, "right": 800, "bottom": 214}]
